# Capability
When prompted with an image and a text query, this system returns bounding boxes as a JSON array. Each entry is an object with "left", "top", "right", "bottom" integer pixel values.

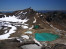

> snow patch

[
  {"left": 23, "top": 12, "right": 27, "bottom": 15},
  {"left": 4, "top": 15, "right": 6, "bottom": 17},
  {"left": 0, "top": 15, "right": 29, "bottom": 24},
  {"left": 22, "top": 25, "right": 28, "bottom": 29},
  {"left": 17, "top": 38, "right": 23, "bottom": 43},
  {"left": 0, "top": 25, "right": 16, "bottom": 40},
  {"left": 29, "top": 25, "right": 34, "bottom": 30},
  {"left": 25, "top": 31, "right": 32, "bottom": 34},
  {"left": 0, "top": 15, "right": 22, "bottom": 22},
  {"left": 21, "top": 44, "right": 41, "bottom": 49},
  {"left": 19, "top": 11, "right": 23, "bottom": 14},
  {"left": 40, "top": 15, "right": 43, "bottom": 16},
  {"left": 33, "top": 38, "right": 42, "bottom": 46},
  {"left": 21, "top": 35, "right": 29, "bottom": 39},
  {"left": 24, "top": 24, "right": 28, "bottom": 25},
  {"left": 33, "top": 17, "right": 36, "bottom": 23},
  {"left": 4, "top": 30, "right": 8, "bottom": 33}
]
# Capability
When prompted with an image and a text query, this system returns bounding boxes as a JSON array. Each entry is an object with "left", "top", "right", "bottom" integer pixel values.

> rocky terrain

[{"left": 0, "top": 8, "right": 66, "bottom": 49}]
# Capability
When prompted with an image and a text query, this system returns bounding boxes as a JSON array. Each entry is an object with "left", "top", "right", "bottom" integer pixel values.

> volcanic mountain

[{"left": 0, "top": 8, "right": 66, "bottom": 49}]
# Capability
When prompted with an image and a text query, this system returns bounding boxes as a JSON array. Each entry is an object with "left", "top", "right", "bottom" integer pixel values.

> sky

[{"left": 0, "top": 0, "right": 66, "bottom": 11}]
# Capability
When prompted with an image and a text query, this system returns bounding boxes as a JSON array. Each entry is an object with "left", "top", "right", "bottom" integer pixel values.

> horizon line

[{"left": 0, "top": 9, "right": 66, "bottom": 11}]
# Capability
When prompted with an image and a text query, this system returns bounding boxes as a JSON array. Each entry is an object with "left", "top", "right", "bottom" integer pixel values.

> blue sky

[{"left": 0, "top": 0, "right": 66, "bottom": 11}]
